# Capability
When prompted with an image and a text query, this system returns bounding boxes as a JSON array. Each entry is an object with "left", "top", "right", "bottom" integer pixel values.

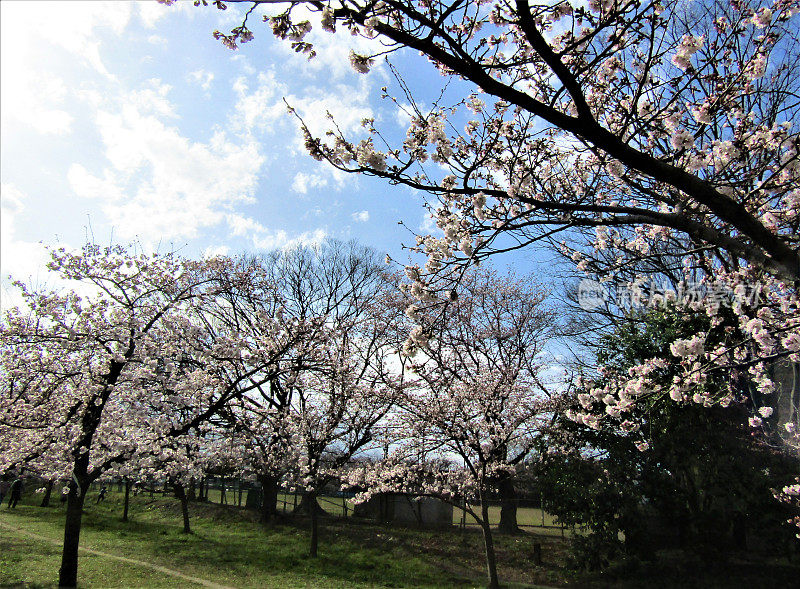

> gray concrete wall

[{"left": 353, "top": 493, "right": 453, "bottom": 527}]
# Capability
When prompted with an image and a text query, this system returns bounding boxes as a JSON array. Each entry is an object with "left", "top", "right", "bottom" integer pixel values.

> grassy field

[
  {"left": 0, "top": 489, "right": 569, "bottom": 588},
  {"left": 203, "top": 488, "right": 568, "bottom": 536},
  {"left": 5, "top": 488, "right": 799, "bottom": 589}
]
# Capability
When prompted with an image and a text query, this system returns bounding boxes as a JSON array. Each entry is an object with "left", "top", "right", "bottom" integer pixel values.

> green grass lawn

[
  {"left": 4, "top": 488, "right": 798, "bottom": 589},
  {"left": 202, "top": 487, "right": 569, "bottom": 536},
  {"left": 0, "top": 490, "right": 569, "bottom": 588}
]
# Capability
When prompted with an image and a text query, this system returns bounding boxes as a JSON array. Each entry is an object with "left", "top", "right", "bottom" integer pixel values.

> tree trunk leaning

[
  {"left": 480, "top": 499, "right": 501, "bottom": 589},
  {"left": 58, "top": 480, "right": 88, "bottom": 588},
  {"left": 173, "top": 483, "right": 191, "bottom": 534},
  {"left": 39, "top": 480, "right": 54, "bottom": 508}
]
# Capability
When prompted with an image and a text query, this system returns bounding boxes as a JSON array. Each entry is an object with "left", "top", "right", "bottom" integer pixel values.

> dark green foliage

[{"left": 537, "top": 305, "right": 798, "bottom": 569}]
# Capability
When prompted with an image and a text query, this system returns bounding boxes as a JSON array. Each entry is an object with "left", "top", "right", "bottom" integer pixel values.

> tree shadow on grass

[
  {"left": 4, "top": 495, "right": 562, "bottom": 588},
  {"left": 82, "top": 501, "right": 473, "bottom": 588}
]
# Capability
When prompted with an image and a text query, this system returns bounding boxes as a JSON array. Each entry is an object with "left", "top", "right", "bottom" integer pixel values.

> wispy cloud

[
  {"left": 69, "top": 79, "right": 264, "bottom": 242},
  {"left": 351, "top": 210, "right": 370, "bottom": 223},
  {"left": 0, "top": 184, "right": 51, "bottom": 303},
  {"left": 292, "top": 172, "right": 328, "bottom": 194},
  {"left": 188, "top": 69, "right": 215, "bottom": 92}
]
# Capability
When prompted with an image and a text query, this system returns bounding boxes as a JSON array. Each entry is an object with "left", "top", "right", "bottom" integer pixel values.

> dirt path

[{"left": 0, "top": 519, "right": 235, "bottom": 589}]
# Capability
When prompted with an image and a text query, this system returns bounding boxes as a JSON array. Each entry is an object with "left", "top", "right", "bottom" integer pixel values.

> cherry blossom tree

[
  {"left": 776, "top": 476, "right": 800, "bottom": 540},
  {"left": 346, "top": 371, "right": 558, "bottom": 589},
  {"left": 187, "top": 253, "right": 322, "bottom": 523},
  {"left": 179, "top": 0, "right": 800, "bottom": 531},
  {"left": 0, "top": 245, "right": 223, "bottom": 587},
  {"left": 213, "top": 241, "right": 400, "bottom": 526},
  {"left": 286, "top": 338, "right": 400, "bottom": 557},
  {"left": 345, "top": 268, "right": 561, "bottom": 588},
  {"left": 191, "top": 0, "right": 798, "bottom": 273},
  {"left": 404, "top": 268, "right": 560, "bottom": 533},
  {"left": 105, "top": 429, "right": 216, "bottom": 534},
  {"left": 550, "top": 304, "right": 799, "bottom": 561},
  {"left": 219, "top": 402, "right": 299, "bottom": 521},
  {"left": 0, "top": 246, "right": 313, "bottom": 586},
  {"left": 221, "top": 241, "right": 405, "bottom": 555},
  {"left": 200, "top": 3, "right": 796, "bottom": 332}
]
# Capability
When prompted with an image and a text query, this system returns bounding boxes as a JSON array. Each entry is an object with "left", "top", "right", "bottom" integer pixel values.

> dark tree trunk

[
  {"left": 197, "top": 477, "right": 205, "bottom": 502},
  {"left": 39, "top": 480, "right": 54, "bottom": 508},
  {"left": 187, "top": 477, "right": 196, "bottom": 501},
  {"left": 57, "top": 360, "right": 123, "bottom": 587},
  {"left": 294, "top": 491, "right": 324, "bottom": 516},
  {"left": 259, "top": 474, "right": 279, "bottom": 523},
  {"left": 497, "top": 477, "right": 520, "bottom": 534},
  {"left": 675, "top": 505, "right": 697, "bottom": 548},
  {"left": 732, "top": 511, "right": 748, "bottom": 551},
  {"left": 479, "top": 498, "right": 500, "bottom": 589},
  {"left": 620, "top": 509, "right": 652, "bottom": 560},
  {"left": 122, "top": 479, "right": 131, "bottom": 522},
  {"left": 532, "top": 542, "right": 542, "bottom": 565},
  {"left": 173, "top": 483, "right": 191, "bottom": 534},
  {"left": 58, "top": 479, "right": 89, "bottom": 588},
  {"left": 309, "top": 490, "right": 319, "bottom": 558},
  {"left": 219, "top": 476, "right": 226, "bottom": 505}
]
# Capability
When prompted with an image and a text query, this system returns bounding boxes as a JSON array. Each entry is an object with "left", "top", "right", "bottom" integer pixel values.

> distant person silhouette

[{"left": 7, "top": 478, "right": 23, "bottom": 508}]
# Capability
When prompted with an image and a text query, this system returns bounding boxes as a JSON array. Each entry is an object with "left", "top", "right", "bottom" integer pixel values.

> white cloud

[
  {"left": 0, "top": 185, "right": 51, "bottom": 305},
  {"left": 188, "top": 69, "right": 215, "bottom": 92},
  {"left": 137, "top": 0, "right": 175, "bottom": 29},
  {"left": 0, "top": 21, "right": 74, "bottom": 135},
  {"left": 226, "top": 42, "right": 374, "bottom": 148},
  {"left": 284, "top": 78, "right": 373, "bottom": 147},
  {"left": 231, "top": 54, "right": 257, "bottom": 76},
  {"left": 303, "top": 207, "right": 325, "bottom": 218},
  {"left": 419, "top": 211, "right": 438, "bottom": 233},
  {"left": 27, "top": 109, "right": 74, "bottom": 136},
  {"left": 67, "top": 165, "right": 122, "bottom": 201},
  {"left": 351, "top": 210, "right": 370, "bottom": 223},
  {"left": 272, "top": 7, "right": 389, "bottom": 82},
  {"left": 224, "top": 39, "right": 376, "bottom": 197},
  {"left": 225, "top": 213, "right": 328, "bottom": 252},
  {"left": 253, "top": 228, "right": 329, "bottom": 252},
  {"left": 226, "top": 213, "right": 267, "bottom": 237},
  {"left": 130, "top": 79, "right": 177, "bottom": 118},
  {"left": 35, "top": 1, "right": 132, "bottom": 77},
  {"left": 69, "top": 80, "right": 264, "bottom": 242},
  {"left": 202, "top": 244, "right": 230, "bottom": 259},
  {"left": 0, "top": 0, "right": 140, "bottom": 135},
  {"left": 395, "top": 103, "right": 414, "bottom": 128},
  {"left": 230, "top": 71, "right": 287, "bottom": 134},
  {"left": 2, "top": 0, "right": 388, "bottom": 282},
  {"left": 292, "top": 172, "right": 328, "bottom": 194}
]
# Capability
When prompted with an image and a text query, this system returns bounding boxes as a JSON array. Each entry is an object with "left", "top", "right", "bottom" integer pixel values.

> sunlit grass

[{"left": 0, "top": 489, "right": 568, "bottom": 588}]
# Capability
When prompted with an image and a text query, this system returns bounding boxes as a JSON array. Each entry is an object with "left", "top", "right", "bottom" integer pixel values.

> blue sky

[{"left": 0, "top": 0, "right": 556, "bottom": 305}]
